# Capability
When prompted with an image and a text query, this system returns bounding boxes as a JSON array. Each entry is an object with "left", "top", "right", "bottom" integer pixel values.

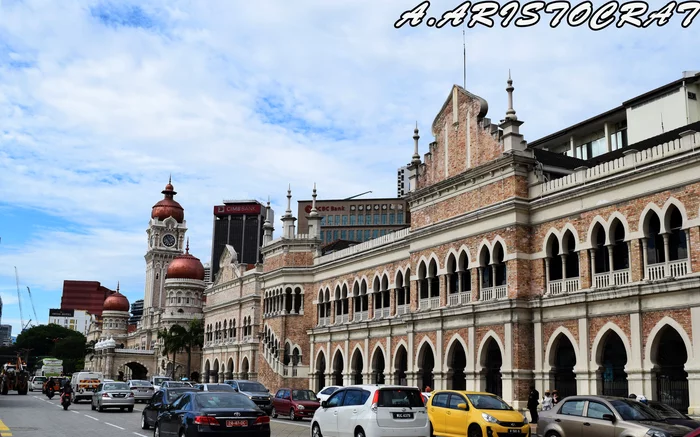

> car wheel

[
  {"left": 154, "top": 424, "right": 161, "bottom": 437},
  {"left": 468, "top": 424, "right": 483, "bottom": 437},
  {"left": 312, "top": 423, "right": 323, "bottom": 437},
  {"left": 141, "top": 414, "right": 150, "bottom": 429},
  {"left": 272, "top": 407, "right": 278, "bottom": 418},
  {"left": 91, "top": 403, "right": 96, "bottom": 411},
  {"left": 355, "top": 428, "right": 366, "bottom": 437},
  {"left": 290, "top": 408, "right": 295, "bottom": 421},
  {"left": 98, "top": 404, "right": 104, "bottom": 412},
  {"left": 179, "top": 430, "right": 186, "bottom": 437}
]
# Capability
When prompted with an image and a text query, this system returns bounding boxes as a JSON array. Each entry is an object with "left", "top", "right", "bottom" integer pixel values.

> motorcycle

[
  {"left": 46, "top": 387, "right": 55, "bottom": 400},
  {"left": 61, "top": 392, "right": 71, "bottom": 410}
]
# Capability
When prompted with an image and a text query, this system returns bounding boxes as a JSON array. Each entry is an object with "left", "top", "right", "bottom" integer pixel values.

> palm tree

[
  {"left": 169, "top": 318, "right": 204, "bottom": 379},
  {"left": 157, "top": 328, "right": 178, "bottom": 377}
]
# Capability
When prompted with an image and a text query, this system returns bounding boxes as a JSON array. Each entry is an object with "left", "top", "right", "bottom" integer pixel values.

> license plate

[
  {"left": 508, "top": 430, "right": 521, "bottom": 434},
  {"left": 226, "top": 420, "right": 248, "bottom": 427},
  {"left": 392, "top": 412, "right": 414, "bottom": 419}
]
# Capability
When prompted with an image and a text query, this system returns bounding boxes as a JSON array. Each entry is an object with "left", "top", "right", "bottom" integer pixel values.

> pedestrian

[
  {"left": 527, "top": 385, "right": 540, "bottom": 424},
  {"left": 552, "top": 390, "right": 560, "bottom": 405},
  {"left": 542, "top": 391, "right": 553, "bottom": 411},
  {"left": 637, "top": 395, "right": 648, "bottom": 404},
  {"left": 628, "top": 393, "right": 637, "bottom": 399},
  {"left": 424, "top": 386, "right": 432, "bottom": 393}
]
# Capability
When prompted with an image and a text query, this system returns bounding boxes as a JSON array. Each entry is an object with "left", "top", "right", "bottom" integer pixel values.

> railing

[
  {"left": 318, "top": 317, "right": 329, "bottom": 327},
  {"left": 594, "top": 272, "right": 610, "bottom": 288},
  {"left": 448, "top": 292, "right": 470, "bottom": 306},
  {"left": 316, "top": 228, "right": 411, "bottom": 263},
  {"left": 670, "top": 259, "right": 689, "bottom": 277},
  {"left": 396, "top": 305, "right": 408, "bottom": 315},
  {"left": 429, "top": 296, "right": 440, "bottom": 309},
  {"left": 547, "top": 278, "right": 580, "bottom": 295},
  {"left": 354, "top": 311, "right": 368, "bottom": 322},
  {"left": 378, "top": 307, "right": 390, "bottom": 318},
  {"left": 419, "top": 298, "right": 430, "bottom": 310},
  {"left": 646, "top": 259, "right": 690, "bottom": 280},
  {"left": 481, "top": 285, "right": 508, "bottom": 301},
  {"left": 335, "top": 314, "right": 349, "bottom": 324},
  {"left": 613, "top": 269, "right": 630, "bottom": 285},
  {"left": 495, "top": 285, "right": 507, "bottom": 299},
  {"left": 647, "top": 263, "right": 666, "bottom": 280}
]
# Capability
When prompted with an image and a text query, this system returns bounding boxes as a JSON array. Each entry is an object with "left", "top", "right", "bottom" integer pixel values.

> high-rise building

[
  {"left": 296, "top": 197, "right": 409, "bottom": 246},
  {"left": 397, "top": 165, "right": 410, "bottom": 197},
  {"left": 129, "top": 299, "right": 144, "bottom": 325},
  {"left": 203, "top": 263, "right": 212, "bottom": 284},
  {"left": 210, "top": 200, "right": 270, "bottom": 282},
  {"left": 48, "top": 309, "right": 93, "bottom": 336},
  {"left": 0, "top": 324, "right": 12, "bottom": 347},
  {"left": 60, "top": 280, "right": 115, "bottom": 317}
]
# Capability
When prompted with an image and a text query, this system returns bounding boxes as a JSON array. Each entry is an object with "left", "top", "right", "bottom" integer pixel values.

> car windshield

[
  {"left": 238, "top": 382, "right": 267, "bottom": 392},
  {"left": 35, "top": 377, "right": 47, "bottom": 382},
  {"left": 649, "top": 402, "right": 685, "bottom": 419},
  {"left": 154, "top": 378, "right": 170, "bottom": 384},
  {"left": 207, "top": 384, "right": 235, "bottom": 392},
  {"left": 166, "top": 382, "right": 188, "bottom": 387},
  {"left": 611, "top": 400, "right": 662, "bottom": 421},
  {"left": 195, "top": 393, "right": 257, "bottom": 409},
  {"left": 376, "top": 389, "right": 425, "bottom": 408},
  {"left": 466, "top": 394, "right": 514, "bottom": 411},
  {"left": 166, "top": 390, "right": 193, "bottom": 402},
  {"left": 293, "top": 390, "right": 317, "bottom": 400},
  {"left": 130, "top": 381, "right": 151, "bottom": 387},
  {"left": 104, "top": 383, "right": 129, "bottom": 391}
]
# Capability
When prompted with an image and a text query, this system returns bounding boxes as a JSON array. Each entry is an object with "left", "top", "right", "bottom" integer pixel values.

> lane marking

[
  {"left": 105, "top": 423, "right": 124, "bottom": 430},
  {"left": 271, "top": 418, "right": 311, "bottom": 427},
  {"left": 84, "top": 415, "right": 99, "bottom": 421},
  {"left": 71, "top": 410, "right": 80, "bottom": 414},
  {"left": 133, "top": 433, "right": 149, "bottom": 437}
]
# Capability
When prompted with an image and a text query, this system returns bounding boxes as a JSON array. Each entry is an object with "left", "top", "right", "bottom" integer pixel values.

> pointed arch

[
  {"left": 445, "top": 248, "right": 460, "bottom": 272},
  {"left": 607, "top": 212, "right": 631, "bottom": 242},
  {"left": 477, "top": 330, "right": 505, "bottom": 367},
  {"left": 542, "top": 228, "right": 561, "bottom": 255},
  {"left": 544, "top": 327, "right": 580, "bottom": 369},
  {"left": 443, "top": 334, "right": 469, "bottom": 372},
  {"left": 662, "top": 197, "right": 689, "bottom": 231},
  {"left": 414, "top": 337, "right": 436, "bottom": 369},
  {"left": 350, "top": 344, "right": 365, "bottom": 366},
  {"left": 638, "top": 202, "right": 664, "bottom": 237},
  {"left": 644, "top": 317, "right": 694, "bottom": 368},
  {"left": 491, "top": 235, "right": 509, "bottom": 260},
  {"left": 371, "top": 342, "right": 387, "bottom": 365},
  {"left": 590, "top": 322, "right": 632, "bottom": 367},
  {"left": 586, "top": 215, "right": 608, "bottom": 247},
  {"left": 393, "top": 339, "right": 409, "bottom": 362},
  {"left": 314, "top": 346, "right": 327, "bottom": 367},
  {"left": 477, "top": 239, "right": 492, "bottom": 266}
]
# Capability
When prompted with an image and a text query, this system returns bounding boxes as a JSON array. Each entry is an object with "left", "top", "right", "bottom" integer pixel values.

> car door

[
  {"left": 445, "top": 393, "right": 469, "bottom": 437},
  {"left": 161, "top": 393, "right": 190, "bottom": 436},
  {"left": 337, "top": 389, "right": 365, "bottom": 437},
  {"left": 583, "top": 400, "right": 615, "bottom": 437},
  {"left": 317, "top": 390, "right": 346, "bottom": 437},
  {"left": 93, "top": 384, "right": 103, "bottom": 406},
  {"left": 281, "top": 389, "right": 291, "bottom": 414},
  {"left": 274, "top": 389, "right": 285, "bottom": 413},
  {"left": 145, "top": 391, "right": 164, "bottom": 426},
  {"left": 428, "top": 392, "right": 450, "bottom": 435},
  {"left": 555, "top": 399, "right": 587, "bottom": 437}
]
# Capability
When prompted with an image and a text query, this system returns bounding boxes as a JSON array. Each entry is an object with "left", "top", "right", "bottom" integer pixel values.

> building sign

[
  {"left": 49, "top": 309, "right": 74, "bottom": 317},
  {"left": 213, "top": 204, "right": 262, "bottom": 216},
  {"left": 304, "top": 205, "right": 347, "bottom": 213}
]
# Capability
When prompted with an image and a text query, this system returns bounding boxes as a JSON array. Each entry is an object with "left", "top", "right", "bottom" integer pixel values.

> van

[{"left": 71, "top": 371, "right": 103, "bottom": 402}]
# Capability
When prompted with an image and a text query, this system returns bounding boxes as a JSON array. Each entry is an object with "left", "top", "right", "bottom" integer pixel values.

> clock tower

[{"left": 144, "top": 177, "right": 188, "bottom": 323}]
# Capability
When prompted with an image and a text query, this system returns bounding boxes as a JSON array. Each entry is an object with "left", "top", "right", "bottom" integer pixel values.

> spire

[
  {"left": 280, "top": 184, "right": 297, "bottom": 238},
  {"left": 262, "top": 196, "right": 274, "bottom": 245},
  {"left": 168, "top": 174, "right": 172, "bottom": 184},
  {"left": 412, "top": 122, "right": 421, "bottom": 164},
  {"left": 264, "top": 197, "right": 272, "bottom": 226},
  {"left": 185, "top": 237, "right": 190, "bottom": 254},
  {"left": 505, "top": 70, "right": 517, "bottom": 121},
  {"left": 309, "top": 183, "right": 319, "bottom": 217},
  {"left": 285, "top": 185, "right": 292, "bottom": 215},
  {"left": 116, "top": 281, "right": 120, "bottom": 293}
]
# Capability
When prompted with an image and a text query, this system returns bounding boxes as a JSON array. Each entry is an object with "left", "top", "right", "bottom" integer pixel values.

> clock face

[{"left": 162, "top": 234, "right": 176, "bottom": 247}]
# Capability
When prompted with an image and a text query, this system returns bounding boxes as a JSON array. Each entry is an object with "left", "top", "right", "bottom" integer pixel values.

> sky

[{"left": 0, "top": 0, "right": 698, "bottom": 335}]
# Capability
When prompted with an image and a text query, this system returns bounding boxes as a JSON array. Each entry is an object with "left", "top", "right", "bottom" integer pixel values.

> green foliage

[
  {"left": 157, "top": 318, "right": 205, "bottom": 379},
  {"left": 15, "top": 324, "right": 86, "bottom": 372}
]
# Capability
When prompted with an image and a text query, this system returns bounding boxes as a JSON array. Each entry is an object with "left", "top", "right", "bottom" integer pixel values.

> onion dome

[
  {"left": 151, "top": 175, "right": 184, "bottom": 223},
  {"left": 103, "top": 282, "right": 130, "bottom": 312},
  {"left": 166, "top": 238, "right": 205, "bottom": 280}
]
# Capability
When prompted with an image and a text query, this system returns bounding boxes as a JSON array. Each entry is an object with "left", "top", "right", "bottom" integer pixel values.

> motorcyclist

[
  {"left": 46, "top": 377, "right": 55, "bottom": 395},
  {"left": 60, "top": 381, "right": 73, "bottom": 402}
]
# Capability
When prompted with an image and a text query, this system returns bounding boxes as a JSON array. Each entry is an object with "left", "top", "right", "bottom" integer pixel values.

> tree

[
  {"left": 15, "top": 324, "right": 86, "bottom": 372},
  {"left": 157, "top": 327, "right": 178, "bottom": 378},
  {"left": 169, "top": 318, "right": 204, "bottom": 379}
]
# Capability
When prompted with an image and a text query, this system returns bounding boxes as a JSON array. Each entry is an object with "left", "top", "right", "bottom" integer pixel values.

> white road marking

[
  {"left": 84, "top": 414, "right": 99, "bottom": 421},
  {"left": 105, "top": 423, "right": 124, "bottom": 430},
  {"left": 271, "top": 418, "right": 311, "bottom": 427},
  {"left": 133, "top": 433, "right": 149, "bottom": 437},
  {"left": 72, "top": 410, "right": 80, "bottom": 414}
]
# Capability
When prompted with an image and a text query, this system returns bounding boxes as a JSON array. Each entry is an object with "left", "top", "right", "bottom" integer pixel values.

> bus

[{"left": 35, "top": 358, "right": 63, "bottom": 377}]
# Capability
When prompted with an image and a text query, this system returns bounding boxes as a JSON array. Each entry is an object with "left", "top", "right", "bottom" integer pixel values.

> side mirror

[
  {"left": 602, "top": 413, "right": 615, "bottom": 422},
  {"left": 457, "top": 403, "right": 468, "bottom": 410},
  {"left": 321, "top": 401, "right": 328, "bottom": 409}
]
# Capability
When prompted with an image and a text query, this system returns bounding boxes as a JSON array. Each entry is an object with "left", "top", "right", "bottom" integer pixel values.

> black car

[
  {"left": 648, "top": 400, "right": 700, "bottom": 429},
  {"left": 154, "top": 391, "right": 271, "bottom": 437},
  {"left": 141, "top": 387, "right": 199, "bottom": 430},
  {"left": 224, "top": 380, "right": 273, "bottom": 415}
]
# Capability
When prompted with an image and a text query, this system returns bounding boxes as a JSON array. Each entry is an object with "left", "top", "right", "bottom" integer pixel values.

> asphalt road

[{"left": 0, "top": 392, "right": 311, "bottom": 437}]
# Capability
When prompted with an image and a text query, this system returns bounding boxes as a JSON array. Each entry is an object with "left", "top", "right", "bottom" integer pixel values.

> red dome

[
  {"left": 104, "top": 291, "right": 130, "bottom": 312},
  {"left": 151, "top": 179, "right": 184, "bottom": 223},
  {"left": 166, "top": 240, "right": 205, "bottom": 280}
]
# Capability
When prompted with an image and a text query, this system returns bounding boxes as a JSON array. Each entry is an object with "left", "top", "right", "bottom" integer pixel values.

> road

[{"left": 0, "top": 392, "right": 310, "bottom": 437}]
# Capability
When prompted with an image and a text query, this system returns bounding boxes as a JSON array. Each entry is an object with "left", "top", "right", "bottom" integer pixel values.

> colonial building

[
  {"left": 86, "top": 180, "right": 206, "bottom": 381},
  {"left": 202, "top": 71, "right": 700, "bottom": 415}
]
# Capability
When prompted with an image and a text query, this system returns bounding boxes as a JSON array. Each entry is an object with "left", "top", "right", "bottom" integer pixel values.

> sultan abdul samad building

[{"left": 201, "top": 70, "right": 700, "bottom": 415}]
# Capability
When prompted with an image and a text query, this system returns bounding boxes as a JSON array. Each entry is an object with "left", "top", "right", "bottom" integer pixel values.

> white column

[
  {"left": 569, "top": 135, "right": 576, "bottom": 157},
  {"left": 604, "top": 122, "right": 612, "bottom": 153},
  {"left": 628, "top": 313, "right": 645, "bottom": 396},
  {"left": 663, "top": 234, "right": 671, "bottom": 277},
  {"left": 436, "top": 328, "right": 444, "bottom": 390},
  {"left": 467, "top": 326, "right": 476, "bottom": 391},
  {"left": 642, "top": 239, "right": 649, "bottom": 279},
  {"left": 577, "top": 317, "right": 591, "bottom": 395},
  {"left": 503, "top": 322, "right": 514, "bottom": 406},
  {"left": 687, "top": 307, "right": 700, "bottom": 414},
  {"left": 534, "top": 321, "right": 545, "bottom": 396}
]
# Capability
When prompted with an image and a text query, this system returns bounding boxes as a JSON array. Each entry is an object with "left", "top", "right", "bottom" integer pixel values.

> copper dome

[
  {"left": 103, "top": 285, "right": 130, "bottom": 312},
  {"left": 166, "top": 239, "right": 205, "bottom": 280},
  {"left": 151, "top": 178, "right": 184, "bottom": 223}
]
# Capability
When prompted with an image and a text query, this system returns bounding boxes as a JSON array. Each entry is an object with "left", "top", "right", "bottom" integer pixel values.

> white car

[
  {"left": 316, "top": 385, "right": 341, "bottom": 402},
  {"left": 29, "top": 376, "right": 47, "bottom": 391},
  {"left": 311, "top": 385, "right": 429, "bottom": 437}
]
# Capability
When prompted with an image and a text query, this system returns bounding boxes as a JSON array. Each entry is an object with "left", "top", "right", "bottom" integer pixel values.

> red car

[
  {"left": 685, "top": 427, "right": 700, "bottom": 437},
  {"left": 272, "top": 388, "right": 320, "bottom": 421}
]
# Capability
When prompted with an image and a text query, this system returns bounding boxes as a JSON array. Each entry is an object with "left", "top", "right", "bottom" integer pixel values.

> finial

[
  {"left": 312, "top": 183, "right": 317, "bottom": 208},
  {"left": 412, "top": 123, "right": 421, "bottom": 163},
  {"left": 116, "top": 281, "right": 120, "bottom": 293},
  {"left": 264, "top": 197, "right": 272, "bottom": 226},
  {"left": 185, "top": 237, "right": 190, "bottom": 253},
  {"left": 286, "top": 185, "right": 292, "bottom": 214},
  {"left": 505, "top": 70, "right": 517, "bottom": 121},
  {"left": 168, "top": 173, "right": 171, "bottom": 184}
]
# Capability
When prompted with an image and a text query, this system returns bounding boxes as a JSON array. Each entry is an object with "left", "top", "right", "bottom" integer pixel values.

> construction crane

[
  {"left": 26, "top": 287, "right": 39, "bottom": 326},
  {"left": 14, "top": 266, "right": 25, "bottom": 330}
]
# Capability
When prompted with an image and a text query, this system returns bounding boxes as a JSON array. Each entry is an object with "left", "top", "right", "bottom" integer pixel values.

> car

[
  {"left": 272, "top": 388, "right": 320, "bottom": 421},
  {"left": 427, "top": 390, "right": 529, "bottom": 437},
  {"left": 316, "top": 385, "right": 341, "bottom": 402},
  {"left": 90, "top": 381, "right": 135, "bottom": 412},
  {"left": 225, "top": 380, "right": 273, "bottom": 415},
  {"left": 153, "top": 391, "right": 271, "bottom": 437},
  {"left": 311, "top": 384, "right": 429, "bottom": 437},
  {"left": 126, "top": 379, "right": 155, "bottom": 402},
  {"left": 685, "top": 426, "right": 700, "bottom": 437},
  {"left": 647, "top": 400, "right": 700, "bottom": 429},
  {"left": 161, "top": 380, "right": 193, "bottom": 389},
  {"left": 192, "top": 383, "right": 235, "bottom": 392},
  {"left": 140, "top": 387, "right": 200, "bottom": 430},
  {"left": 29, "top": 376, "right": 47, "bottom": 391},
  {"left": 71, "top": 371, "right": 103, "bottom": 402},
  {"left": 537, "top": 395, "right": 693, "bottom": 437},
  {"left": 151, "top": 375, "right": 171, "bottom": 391}
]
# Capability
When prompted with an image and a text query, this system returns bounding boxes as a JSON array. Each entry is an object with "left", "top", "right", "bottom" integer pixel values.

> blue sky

[{"left": 0, "top": 0, "right": 698, "bottom": 335}]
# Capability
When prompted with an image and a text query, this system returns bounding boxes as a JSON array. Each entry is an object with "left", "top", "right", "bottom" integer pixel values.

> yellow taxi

[{"left": 427, "top": 390, "right": 530, "bottom": 437}]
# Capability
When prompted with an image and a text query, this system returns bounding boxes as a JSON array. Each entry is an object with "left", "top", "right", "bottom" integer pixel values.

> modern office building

[
  {"left": 48, "top": 308, "right": 93, "bottom": 336},
  {"left": 296, "top": 197, "right": 410, "bottom": 245},
  {"left": 129, "top": 299, "right": 144, "bottom": 326},
  {"left": 60, "top": 280, "right": 115, "bottom": 317},
  {"left": 0, "top": 324, "right": 11, "bottom": 347},
  {"left": 210, "top": 200, "right": 270, "bottom": 282}
]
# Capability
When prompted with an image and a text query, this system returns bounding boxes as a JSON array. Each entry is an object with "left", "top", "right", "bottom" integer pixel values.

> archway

[
  {"left": 316, "top": 351, "right": 326, "bottom": 390},
  {"left": 125, "top": 362, "right": 149, "bottom": 381},
  {"left": 598, "top": 331, "right": 628, "bottom": 397},
  {"left": 212, "top": 359, "right": 220, "bottom": 383},
  {"left": 351, "top": 349, "right": 364, "bottom": 385},
  {"left": 190, "top": 371, "right": 200, "bottom": 383},
  {"left": 653, "top": 326, "right": 689, "bottom": 413},
  {"left": 371, "top": 348, "right": 386, "bottom": 384},
  {"left": 417, "top": 342, "right": 434, "bottom": 391},
  {"left": 332, "top": 350, "right": 344, "bottom": 386},
  {"left": 394, "top": 345, "right": 408, "bottom": 385},
  {"left": 482, "top": 338, "right": 502, "bottom": 397},
  {"left": 240, "top": 357, "right": 250, "bottom": 380},
  {"left": 226, "top": 358, "right": 234, "bottom": 380},
  {"left": 204, "top": 360, "right": 210, "bottom": 383},
  {"left": 550, "top": 334, "right": 577, "bottom": 398},
  {"left": 447, "top": 340, "right": 467, "bottom": 390}
]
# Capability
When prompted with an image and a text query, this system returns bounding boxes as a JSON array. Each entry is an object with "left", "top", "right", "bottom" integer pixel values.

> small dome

[
  {"left": 166, "top": 239, "right": 205, "bottom": 280},
  {"left": 104, "top": 288, "right": 130, "bottom": 312},
  {"left": 151, "top": 179, "right": 184, "bottom": 223}
]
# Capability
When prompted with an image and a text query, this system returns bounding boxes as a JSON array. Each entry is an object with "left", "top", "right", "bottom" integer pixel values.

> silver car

[
  {"left": 91, "top": 381, "right": 135, "bottom": 412},
  {"left": 127, "top": 379, "right": 154, "bottom": 402}
]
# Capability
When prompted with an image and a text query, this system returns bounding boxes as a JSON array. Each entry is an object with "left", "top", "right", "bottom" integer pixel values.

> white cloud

[{"left": 0, "top": 0, "right": 696, "bottom": 330}]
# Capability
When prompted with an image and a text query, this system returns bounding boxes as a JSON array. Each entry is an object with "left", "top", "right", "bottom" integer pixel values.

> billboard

[
  {"left": 213, "top": 203, "right": 262, "bottom": 216},
  {"left": 49, "top": 309, "right": 74, "bottom": 317}
]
